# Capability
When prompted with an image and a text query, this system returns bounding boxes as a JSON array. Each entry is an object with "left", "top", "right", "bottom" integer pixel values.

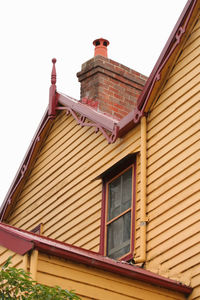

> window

[
  {"left": 100, "top": 155, "right": 136, "bottom": 261},
  {"left": 30, "top": 223, "right": 43, "bottom": 235}
]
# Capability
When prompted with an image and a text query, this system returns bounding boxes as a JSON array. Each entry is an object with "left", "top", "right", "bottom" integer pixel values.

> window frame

[
  {"left": 100, "top": 155, "right": 136, "bottom": 261},
  {"left": 30, "top": 223, "right": 43, "bottom": 235}
]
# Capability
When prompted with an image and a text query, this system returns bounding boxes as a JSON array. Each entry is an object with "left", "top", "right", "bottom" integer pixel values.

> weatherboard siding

[
  {"left": 36, "top": 252, "right": 185, "bottom": 300},
  {"left": 8, "top": 112, "right": 141, "bottom": 253},
  {"left": 145, "top": 16, "right": 200, "bottom": 299},
  {"left": 4, "top": 12, "right": 200, "bottom": 299},
  {"left": 0, "top": 245, "right": 23, "bottom": 269}
]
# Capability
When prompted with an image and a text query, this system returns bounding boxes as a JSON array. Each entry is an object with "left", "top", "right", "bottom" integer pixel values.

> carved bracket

[
  {"left": 0, "top": 115, "right": 54, "bottom": 222},
  {"left": 57, "top": 106, "right": 119, "bottom": 144},
  {"left": 137, "top": 0, "right": 196, "bottom": 118}
]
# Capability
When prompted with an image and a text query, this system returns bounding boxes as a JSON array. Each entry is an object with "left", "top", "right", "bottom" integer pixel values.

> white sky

[{"left": 0, "top": 0, "right": 187, "bottom": 206}]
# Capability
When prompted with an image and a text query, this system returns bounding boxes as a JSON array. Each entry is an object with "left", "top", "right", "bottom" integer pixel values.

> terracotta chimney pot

[{"left": 93, "top": 38, "right": 110, "bottom": 58}]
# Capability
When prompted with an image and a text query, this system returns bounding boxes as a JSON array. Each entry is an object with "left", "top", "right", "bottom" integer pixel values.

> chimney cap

[
  {"left": 93, "top": 38, "right": 110, "bottom": 47},
  {"left": 93, "top": 38, "right": 110, "bottom": 58}
]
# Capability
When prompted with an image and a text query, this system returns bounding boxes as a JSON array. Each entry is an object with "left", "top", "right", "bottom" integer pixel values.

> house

[{"left": 0, "top": 0, "right": 199, "bottom": 299}]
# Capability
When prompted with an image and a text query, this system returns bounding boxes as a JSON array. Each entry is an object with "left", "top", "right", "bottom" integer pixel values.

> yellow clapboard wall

[
  {"left": 0, "top": 245, "right": 23, "bottom": 269},
  {"left": 145, "top": 15, "right": 200, "bottom": 299},
  {"left": 36, "top": 252, "right": 186, "bottom": 300},
  {"left": 5, "top": 12, "right": 200, "bottom": 300},
  {"left": 7, "top": 112, "right": 141, "bottom": 253}
]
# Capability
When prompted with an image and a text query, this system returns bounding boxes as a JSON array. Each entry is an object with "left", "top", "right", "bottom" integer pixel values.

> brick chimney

[{"left": 77, "top": 38, "right": 147, "bottom": 120}]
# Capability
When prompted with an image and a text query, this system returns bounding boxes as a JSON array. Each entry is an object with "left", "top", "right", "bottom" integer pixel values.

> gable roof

[
  {"left": 0, "top": 92, "right": 119, "bottom": 221},
  {"left": 0, "top": 222, "right": 193, "bottom": 296},
  {"left": 118, "top": 0, "right": 199, "bottom": 136},
  {"left": 0, "top": 0, "right": 199, "bottom": 221}
]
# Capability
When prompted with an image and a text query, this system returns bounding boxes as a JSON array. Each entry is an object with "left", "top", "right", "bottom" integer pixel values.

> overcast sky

[{"left": 0, "top": 0, "right": 187, "bottom": 205}]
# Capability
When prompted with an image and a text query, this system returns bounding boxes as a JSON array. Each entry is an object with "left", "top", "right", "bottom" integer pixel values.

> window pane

[
  {"left": 107, "top": 211, "right": 131, "bottom": 259},
  {"left": 122, "top": 168, "right": 132, "bottom": 211},
  {"left": 108, "top": 168, "right": 132, "bottom": 221},
  {"left": 108, "top": 176, "right": 121, "bottom": 220},
  {"left": 108, "top": 244, "right": 130, "bottom": 260}
]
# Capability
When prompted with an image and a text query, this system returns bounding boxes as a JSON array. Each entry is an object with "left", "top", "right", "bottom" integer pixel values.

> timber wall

[
  {"left": 5, "top": 11, "right": 200, "bottom": 300},
  {"left": 36, "top": 252, "right": 186, "bottom": 300},
  {"left": 0, "top": 245, "right": 23, "bottom": 268},
  {"left": 7, "top": 113, "right": 141, "bottom": 253},
  {"left": 145, "top": 16, "right": 200, "bottom": 299}
]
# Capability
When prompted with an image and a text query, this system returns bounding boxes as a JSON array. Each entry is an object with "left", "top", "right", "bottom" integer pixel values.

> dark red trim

[
  {"left": 56, "top": 92, "right": 119, "bottom": 143},
  {"left": 118, "top": 0, "right": 198, "bottom": 137},
  {"left": 57, "top": 0, "right": 197, "bottom": 140},
  {"left": 31, "top": 223, "right": 42, "bottom": 235},
  {"left": 0, "top": 1, "right": 197, "bottom": 222},
  {"left": 99, "top": 154, "right": 137, "bottom": 255},
  {"left": 57, "top": 93, "right": 118, "bottom": 132},
  {"left": 56, "top": 0, "right": 197, "bottom": 140},
  {"left": 0, "top": 222, "right": 192, "bottom": 295},
  {"left": 49, "top": 85, "right": 57, "bottom": 117},
  {"left": 48, "top": 58, "right": 58, "bottom": 117},
  {"left": 131, "top": 160, "right": 136, "bottom": 260},
  {"left": 100, "top": 156, "right": 136, "bottom": 261},
  {"left": 0, "top": 92, "right": 119, "bottom": 221},
  {"left": 0, "top": 110, "right": 54, "bottom": 221},
  {"left": 137, "top": 0, "right": 197, "bottom": 113},
  {"left": 0, "top": 226, "right": 33, "bottom": 255},
  {"left": 99, "top": 181, "right": 106, "bottom": 255}
]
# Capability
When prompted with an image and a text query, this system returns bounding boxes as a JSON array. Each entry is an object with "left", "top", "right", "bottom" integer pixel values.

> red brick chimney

[{"left": 77, "top": 38, "right": 147, "bottom": 120}]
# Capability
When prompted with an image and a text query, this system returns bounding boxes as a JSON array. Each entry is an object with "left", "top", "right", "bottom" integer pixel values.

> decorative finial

[
  {"left": 51, "top": 58, "right": 57, "bottom": 85},
  {"left": 49, "top": 58, "right": 57, "bottom": 117}
]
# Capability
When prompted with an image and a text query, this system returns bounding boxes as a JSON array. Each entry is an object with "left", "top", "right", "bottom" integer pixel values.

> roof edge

[
  {"left": 56, "top": 92, "right": 119, "bottom": 143},
  {"left": 118, "top": 0, "right": 199, "bottom": 137},
  {"left": 0, "top": 91, "right": 121, "bottom": 221},
  {"left": 0, "top": 225, "right": 34, "bottom": 255},
  {"left": 0, "top": 110, "right": 54, "bottom": 221},
  {"left": 0, "top": 223, "right": 193, "bottom": 296}
]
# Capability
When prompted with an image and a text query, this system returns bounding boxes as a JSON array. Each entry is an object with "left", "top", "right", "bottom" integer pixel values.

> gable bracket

[
  {"left": 135, "top": 0, "right": 197, "bottom": 120},
  {"left": 0, "top": 113, "right": 54, "bottom": 221},
  {"left": 56, "top": 106, "right": 119, "bottom": 143},
  {"left": 138, "top": 27, "right": 186, "bottom": 116}
]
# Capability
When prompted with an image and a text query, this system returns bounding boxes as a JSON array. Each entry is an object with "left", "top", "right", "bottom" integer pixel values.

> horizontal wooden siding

[{"left": 146, "top": 16, "right": 200, "bottom": 299}]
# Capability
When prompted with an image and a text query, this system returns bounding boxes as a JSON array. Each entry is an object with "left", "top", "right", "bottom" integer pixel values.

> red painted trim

[
  {"left": 56, "top": 0, "right": 197, "bottom": 140},
  {"left": 57, "top": 93, "right": 118, "bottom": 132},
  {"left": 0, "top": 110, "right": 54, "bottom": 221},
  {"left": 0, "top": 93, "right": 119, "bottom": 221},
  {"left": 0, "top": 226, "right": 33, "bottom": 255},
  {"left": 0, "top": 222, "right": 192, "bottom": 295},
  {"left": 0, "top": 0, "right": 197, "bottom": 222},
  {"left": 1, "top": 0, "right": 197, "bottom": 221},
  {"left": 99, "top": 180, "right": 106, "bottom": 255},
  {"left": 31, "top": 223, "right": 42, "bottom": 235},
  {"left": 136, "top": 0, "right": 197, "bottom": 115},
  {"left": 49, "top": 85, "right": 57, "bottom": 117},
  {"left": 100, "top": 156, "right": 136, "bottom": 261},
  {"left": 117, "top": 0, "right": 198, "bottom": 137},
  {"left": 131, "top": 161, "right": 136, "bottom": 259},
  {"left": 48, "top": 58, "right": 57, "bottom": 117}
]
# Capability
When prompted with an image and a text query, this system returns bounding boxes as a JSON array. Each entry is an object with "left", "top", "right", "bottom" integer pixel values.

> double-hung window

[{"left": 100, "top": 155, "right": 136, "bottom": 261}]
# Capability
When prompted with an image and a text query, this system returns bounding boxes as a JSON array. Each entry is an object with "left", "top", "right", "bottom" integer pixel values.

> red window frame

[
  {"left": 99, "top": 155, "right": 136, "bottom": 261},
  {"left": 30, "top": 223, "right": 43, "bottom": 235}
]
